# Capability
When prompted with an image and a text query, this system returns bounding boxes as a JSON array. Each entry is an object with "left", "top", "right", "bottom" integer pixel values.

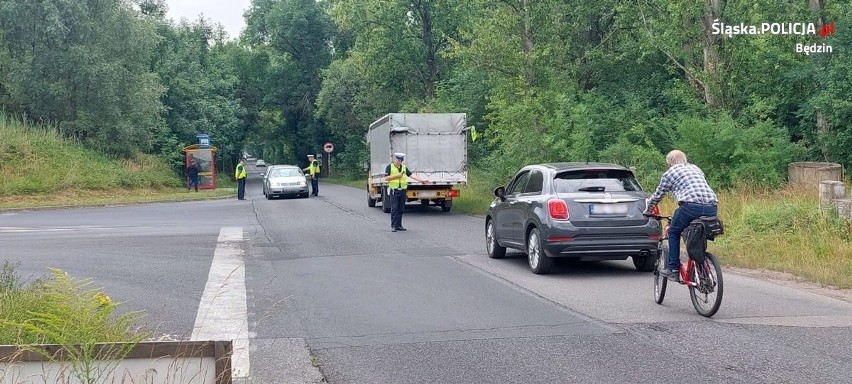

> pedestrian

[
  {"left": 187, "top": 159, "right": 200, "bottom": 192},
  {"left": 235, "top": 157, "right": 247, "bottom": 200},
  {"left": 644, "top": 149, "right": 718, "bottom": 280},
  {"left": 383, "top": 153, "right": 431, "bottom": 232},
  {"left": 303, "top": 154, "right": 320, "bottom": 196}
]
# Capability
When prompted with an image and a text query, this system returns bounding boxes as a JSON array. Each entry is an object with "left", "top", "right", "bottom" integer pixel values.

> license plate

[{"left": 589, "top": 203, "right": 629, "bottom": 214}]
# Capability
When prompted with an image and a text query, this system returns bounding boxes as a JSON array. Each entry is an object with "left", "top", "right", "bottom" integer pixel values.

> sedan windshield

[
  {"left": 553, "top": 169, "right": 641, "bottom": 193},
  {"left": 269, "top": 168, "right": 302, "bottom": 177}
]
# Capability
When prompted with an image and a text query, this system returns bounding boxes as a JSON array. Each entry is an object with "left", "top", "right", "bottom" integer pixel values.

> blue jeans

[
  {"left": 188, "top": 175, "right": 199, "bottom": 191},
  {"left": 668, "top": 202, "right": 718, "bottom": 270}
]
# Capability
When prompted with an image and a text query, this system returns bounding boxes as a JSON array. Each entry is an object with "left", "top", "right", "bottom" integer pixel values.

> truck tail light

[
  {"left": 548, "top": 199, "right": 570, "bottom": 220},
  {"left": 448, "top": 189, "right": 460, "bottom": 198}
]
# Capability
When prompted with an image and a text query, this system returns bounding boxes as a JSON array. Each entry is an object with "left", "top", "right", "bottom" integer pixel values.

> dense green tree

[
  {"left": 242, "top": 0, "right": 334, "bottom": 164},
  {"left": 150, "top": 18, "right": 245, "bottom": 170},
  {"left": 0, "top": 0, "right": 848, "bottom": 186},
  {"left": 0, "top": 0, "right": 164, "bottom": 157}
]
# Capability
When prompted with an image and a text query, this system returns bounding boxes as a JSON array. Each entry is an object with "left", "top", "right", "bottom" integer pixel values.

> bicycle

[{"left": 645, "top": 214, "right": 724, "bottom": 317}]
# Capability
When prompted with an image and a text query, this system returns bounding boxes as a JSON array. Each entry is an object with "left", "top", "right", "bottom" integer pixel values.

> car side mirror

[{"left": 493, "top": 186, "right": 506, "bottom": 201}]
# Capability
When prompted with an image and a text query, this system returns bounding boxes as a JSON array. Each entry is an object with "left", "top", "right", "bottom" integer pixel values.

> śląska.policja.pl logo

[{"left": 711, "top": 20, "right": 836, "bottom": 55}]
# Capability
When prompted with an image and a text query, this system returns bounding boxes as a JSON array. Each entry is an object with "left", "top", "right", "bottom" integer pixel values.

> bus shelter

[{"left": 183, "top": 144, "right": 217, "bottom": 190}]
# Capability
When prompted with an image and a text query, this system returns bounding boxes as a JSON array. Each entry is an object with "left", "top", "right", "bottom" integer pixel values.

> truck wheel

[
  {"left": 367, "top": 190, "right": 376, "bottom": 207},
  {"left": 441, "top": 200, "right": 452, "bottom": 212},
  {"left": 382, "top": 188, "right": 391, "bottom": 213}
]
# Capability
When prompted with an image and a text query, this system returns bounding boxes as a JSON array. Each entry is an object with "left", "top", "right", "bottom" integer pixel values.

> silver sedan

[{"left": 263, "top": 166, "right": 309, "bottom": 199}]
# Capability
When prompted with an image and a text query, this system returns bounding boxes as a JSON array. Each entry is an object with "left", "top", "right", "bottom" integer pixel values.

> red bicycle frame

[{"left": 663, "top": 223, "right": 701, "bottom": 288}]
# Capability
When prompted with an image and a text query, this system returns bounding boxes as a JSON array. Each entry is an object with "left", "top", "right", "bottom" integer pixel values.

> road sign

[
  {"left": 196, "top": 133, "right": 210, "bottom": 149},
  {"left": 323, "top": 142, "right": 334, "bottom": 153}
]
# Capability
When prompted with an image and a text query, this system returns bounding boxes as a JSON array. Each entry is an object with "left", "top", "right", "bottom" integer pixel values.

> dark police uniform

[
  {"left": 385, "top": 161, "right": 412, "bottom": 231},
  {"left": 235, "top": 160, "right": 247, "bottom": 200}
]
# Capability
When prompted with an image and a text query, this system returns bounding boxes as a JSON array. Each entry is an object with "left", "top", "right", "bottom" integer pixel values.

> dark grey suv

[{"left": 485, "top": 163, "right": 660, "bottom": 274}]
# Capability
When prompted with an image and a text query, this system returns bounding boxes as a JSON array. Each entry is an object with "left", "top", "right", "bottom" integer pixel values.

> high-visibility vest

[
  {"left": 235, "top": 163, "right": 246, "bottom": 179},
  {"left": 389, "top": 164, "right": 407, "bottom": 189},
  {"left": 308, "top": 160, "right": 320, "bottom": 176}
]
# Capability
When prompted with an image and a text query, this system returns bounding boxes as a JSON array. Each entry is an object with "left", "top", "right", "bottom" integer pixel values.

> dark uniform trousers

[
  {"left": 311, "top": 176, "right": 319, "bottom": 196},
  {"left": 237, "top": 178, "right": 246, "bottom": 199},
  {"left": 390, "top": 188, "right": 407, "bottom": 228}
]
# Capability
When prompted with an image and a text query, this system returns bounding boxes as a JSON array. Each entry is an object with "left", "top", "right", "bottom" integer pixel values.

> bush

[
  {"left": 599, "top": 138, "right": 666, "bottom": 192},
  {"left": 675, "top": 114, "right": 803, "bottom": 188}
]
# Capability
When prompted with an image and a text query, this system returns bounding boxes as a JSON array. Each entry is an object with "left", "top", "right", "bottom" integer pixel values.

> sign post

[{"left": 322, "top": 142, "right": 334, "bottom": 177}]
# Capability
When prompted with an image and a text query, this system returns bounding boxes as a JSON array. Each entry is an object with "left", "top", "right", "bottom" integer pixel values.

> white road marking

[
  {"left": 192, "top": 227, "right": 251, "bottom": 380},
  {"left": 0, "top": 226, "right": 149, "bottom": 233}
]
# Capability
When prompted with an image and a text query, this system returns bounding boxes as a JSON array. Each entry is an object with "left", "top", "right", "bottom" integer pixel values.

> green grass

[
  {"left": 1, "top": 262, "right": 148, "bottom": 381},
  {"left": 322, "top": 175, "right": 365, "bottom": 190},
  {"left": 0, "top": 113, "right": 237, "bottom": 210},
  {"left": 710, "top": 185, "right": 852, "bottom": 288},
  {"left": 0, "top": 187, "right": 236, "bottom": 211},
  {"left": 451, "top": 171, "right": 495, "bottom": 216},
  {"left": 0, "top": 262, "right": 147, "bottom": 345},
  {"left": 0, "top": 114, "right": 180, "bottom": 195}
]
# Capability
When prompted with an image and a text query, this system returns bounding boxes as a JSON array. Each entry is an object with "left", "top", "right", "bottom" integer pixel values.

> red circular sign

[{"left": 323, "top": 142, "right": 334, "bottom": 153}]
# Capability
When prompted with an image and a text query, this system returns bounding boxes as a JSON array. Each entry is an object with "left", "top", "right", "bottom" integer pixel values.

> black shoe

[
  {"left": 395, "top": 227, "right": 407, "bottom": 231},
  {"left": 392, "top": 228, "right": 398, "bottom": 232},
  {"left": 660, "top": 268, "right": 679, "bottom": 281}
]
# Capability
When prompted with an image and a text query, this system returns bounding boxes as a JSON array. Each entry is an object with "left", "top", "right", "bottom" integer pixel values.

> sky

[{"left": 164, "top": 0, "right": 253, "bottom": 39}]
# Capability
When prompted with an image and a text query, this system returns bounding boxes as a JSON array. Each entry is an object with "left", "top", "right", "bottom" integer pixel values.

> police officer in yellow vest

[
  {"left": 303, "top": 154, "right": 320, "bottom": 196},
  {"left": 235, "top": 158, "right": 247, "bottom": 200},
  {"left": 383, "top": 153, "right": 431, "bottom": 232}
]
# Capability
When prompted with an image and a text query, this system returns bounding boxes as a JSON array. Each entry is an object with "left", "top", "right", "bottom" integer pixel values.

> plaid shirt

[{"left": 647, "top": 163, "right": 717, "bottom": 207}]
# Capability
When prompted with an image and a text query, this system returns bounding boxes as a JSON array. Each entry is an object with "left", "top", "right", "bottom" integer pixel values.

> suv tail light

[
  {"left": 650, "top": 205, "right": 660, "bottom": 215},
  {"left": 548, "top": 199, "right": 570, "bottom": 220}
]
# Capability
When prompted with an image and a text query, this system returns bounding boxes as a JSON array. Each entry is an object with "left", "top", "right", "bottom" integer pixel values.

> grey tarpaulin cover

[{"left": 367, "top": 113, "right": 467, "bottom": 184}]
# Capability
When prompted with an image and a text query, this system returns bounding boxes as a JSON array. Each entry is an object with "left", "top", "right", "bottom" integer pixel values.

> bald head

[{"left": 666, "top": 150, "right": 687, "bottom": 166}]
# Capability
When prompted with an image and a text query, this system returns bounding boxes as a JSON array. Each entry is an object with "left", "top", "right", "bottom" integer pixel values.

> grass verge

[
  {"left": 0, "top": 187, "right": 236, "bottom": 211},
  {"left": 711, "top": 185, "right": 852, "bottom": 289},
  {"left": 0, "top": 113, "right": 237, "bottom": 210}
]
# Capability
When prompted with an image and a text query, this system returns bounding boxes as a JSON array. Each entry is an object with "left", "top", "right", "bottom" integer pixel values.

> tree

[{"left": 0, "top": 0, "right": 165, "bottom": 157}]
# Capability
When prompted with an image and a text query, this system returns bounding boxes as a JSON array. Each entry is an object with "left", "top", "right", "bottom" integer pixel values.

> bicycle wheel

[
  {"left": 653, "top": 243, "right": 667, "bottom": 304},
  {"left": 689, "top": 252, "right": 723, "bottom": 317}
]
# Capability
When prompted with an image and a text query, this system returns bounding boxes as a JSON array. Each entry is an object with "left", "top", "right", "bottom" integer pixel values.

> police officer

[
  {"left": 235, "top": 158, "right": 247, "bottom": 200},
  {"left": 383, "top": 153, "right": 431, "bottom": 232},
  {"left": 303, "top": 154, "right": 320, "bottom": 196}
]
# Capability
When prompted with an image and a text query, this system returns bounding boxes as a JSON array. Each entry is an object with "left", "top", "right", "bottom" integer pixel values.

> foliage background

[{"left": 0, "top": 0, "right": 849, "bottom": 187}]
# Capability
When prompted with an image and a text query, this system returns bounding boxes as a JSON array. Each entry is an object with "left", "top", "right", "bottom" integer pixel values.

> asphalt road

[{"left": 3, "top": 165, "right": 851, "bottom": 383}]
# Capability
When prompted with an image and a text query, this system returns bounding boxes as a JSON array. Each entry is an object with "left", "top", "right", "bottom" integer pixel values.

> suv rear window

[{"left": 553, "top": 169, "right": 642, "bottom": 193}]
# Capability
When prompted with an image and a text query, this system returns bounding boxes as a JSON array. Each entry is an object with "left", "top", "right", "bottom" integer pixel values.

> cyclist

[{"left": 644, "top": 150, "right": 718, "bottom": 280}]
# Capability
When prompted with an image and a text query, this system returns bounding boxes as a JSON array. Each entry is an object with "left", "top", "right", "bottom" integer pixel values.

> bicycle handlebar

[{"left": 643, "top": 213, "right": 671, "bottom": 221}]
